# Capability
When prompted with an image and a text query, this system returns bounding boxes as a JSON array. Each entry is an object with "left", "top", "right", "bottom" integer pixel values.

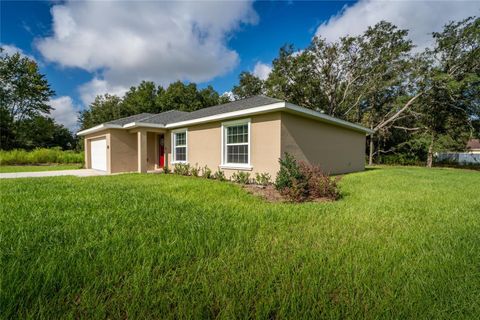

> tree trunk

[
  {"left": 427, "top": 134, "right": 435, "bottom": 168},
  {"left": 368, "top": 134, "right": 374, "bottom": 166}
]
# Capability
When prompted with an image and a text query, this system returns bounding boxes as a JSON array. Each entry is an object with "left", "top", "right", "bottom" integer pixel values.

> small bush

[
  {"left": 299, "top": 162, "right": 340, "bottom": 200},
  {"left": 0, "top": 148, "right": 84, "bottom": 165},
  {"left": 232, "top": 171, "right": 251, "bottom": 184},
  {"left": 275, "top": 153, "right": 340, "bottom": 202},
  {"left": 255, "top": 172, "right": 271, "bottom": 186},
  {"left": 173, "top": 163, "right": 190, "bottom": 176},
  {"left": 163, "top": 165, "right": 171, "bottom": 174},
  {"left": 190, "top": 164, "right": 200, "bottom": 177},
  {"left": 202, "top": 166, "right": 212, "bottom": 179},
  {"left": 213, "top": 170, "right": 226, "bottom": 181},
  {"left": 275, "top": 153, "right": 305, "bottom": 191}
]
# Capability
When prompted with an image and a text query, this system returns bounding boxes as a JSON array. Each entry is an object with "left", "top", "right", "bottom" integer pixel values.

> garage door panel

[{"left": 91, "top": 138, "right": 107, "bottom": 171}]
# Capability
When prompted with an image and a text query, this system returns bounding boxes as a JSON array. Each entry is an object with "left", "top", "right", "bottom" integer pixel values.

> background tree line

[
  {"left": 0, "top": 50, "right": 76, "bottom": 150},
  {"left": 79, "top": 81, "right": 231, "bottom": 130},
  {"left": 232, "top": 17, "right": 479, "bottom": 166}
]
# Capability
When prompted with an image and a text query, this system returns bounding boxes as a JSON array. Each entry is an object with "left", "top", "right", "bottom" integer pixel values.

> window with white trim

[
  {"left": 172, "top": 130, "right": 187, "bottom": 163},
  {"left": 222, "top": 119, "right": 250, "bottom": 166}
]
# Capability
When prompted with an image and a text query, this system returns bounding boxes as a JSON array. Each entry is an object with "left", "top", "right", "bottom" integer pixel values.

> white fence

[{"left": 436, "top": 152, "right": 480, "bottom": 165}]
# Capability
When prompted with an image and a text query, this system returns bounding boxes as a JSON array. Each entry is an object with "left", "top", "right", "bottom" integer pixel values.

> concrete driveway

[{"left": 0, "top": 169, "right": 107, "bottom": 179}]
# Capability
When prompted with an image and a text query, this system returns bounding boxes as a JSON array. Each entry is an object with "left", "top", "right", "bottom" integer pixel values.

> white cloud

[
  {"left": 48, "top": 96, "right": 80, "bottom": 130},
  {"left": 78, "top": 78, "right": 128, "bottom": 106},
  {"left": 315, "top": 0, "right": 480, "bottom": 51},
  {"left": 221, "top": 91, "right": 234, "bottom": 101},
  {"left": 252, "top": 62, "right": 272, "bottom": 80},
  {"left": 36, "top": 0, "right": 258, "bottom": 105},
  {"left": 1, "top": 43, "right": 36, "bottom": 61}
]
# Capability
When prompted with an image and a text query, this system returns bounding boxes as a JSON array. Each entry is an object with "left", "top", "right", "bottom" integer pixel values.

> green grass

[
  {"left": 0, "top": 164, "right": 83, "bottom": 173},
  {"left": 1, "top": 167, "right": 479, "bottom": 319}
]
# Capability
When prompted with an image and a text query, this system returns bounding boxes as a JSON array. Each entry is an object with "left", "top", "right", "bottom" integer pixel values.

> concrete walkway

[{"left": 0, "top": 169, "right": 107, "bottom": 179}]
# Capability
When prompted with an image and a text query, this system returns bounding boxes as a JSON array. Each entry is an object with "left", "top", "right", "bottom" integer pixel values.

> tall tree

[
  {"left": 78, "top": 94, "right": 124, "bottom": 130},
  {"left": 416, "top": 17, "right": 480, "bottom": 167},
  {"left": 0, "top": 48, "right": 76, "bottom": 150},
  {"left": 122, "top": 81, "right": 162, "bottom": 115},
  {"left": 232, "top": 72, "right": 265, "bottom": 99}
]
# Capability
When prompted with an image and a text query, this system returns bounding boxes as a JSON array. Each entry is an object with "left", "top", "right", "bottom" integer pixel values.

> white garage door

[{"left": 90, "top": 138, "right": 107, "bottom": 171}]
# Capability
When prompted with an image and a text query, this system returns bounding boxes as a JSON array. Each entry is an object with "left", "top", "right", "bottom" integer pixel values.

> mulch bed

[{"left": 242, "top": 184, "right": 334, "bottom": 203}]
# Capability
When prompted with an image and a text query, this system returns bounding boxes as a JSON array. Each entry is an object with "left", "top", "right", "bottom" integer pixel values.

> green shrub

[
  {"left": 213, "top": 170, "right": 226, "bottom": 181},
  {"left": 299, "top": 162, "right": 340, "bottom": 200},
  {"left": 163, "top": 164, "right": 171, "bottom": 174},
  {"left": 255, "top": 172, "right": 271, "bottom": 186},
  {"left": 232, "top": 171, "right": 251, "bottom": 184},
  {"left": 275, "top": 153, "right": 304, "bottom": 191},
  {"left": 275, "top": 153, "right": 340, "bottom": 202},
  {"left": 201, "top": 166, "right": 212, "bottom": 179},
  {"left": 190, "top": 164, "right": 200, "bottom": 177},
  {"left": 173, "top": 163, "right": 190, "bottom": 176},
  {"left": 0, "top": 148, "right": 84, "bottom": 165}
]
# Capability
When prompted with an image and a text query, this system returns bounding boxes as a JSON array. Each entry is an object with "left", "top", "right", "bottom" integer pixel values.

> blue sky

[{"left": 1, "top": 0, "right": 478, "bottom": 130}]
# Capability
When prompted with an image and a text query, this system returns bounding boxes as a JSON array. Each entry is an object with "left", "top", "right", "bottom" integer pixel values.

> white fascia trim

[
  {"left": 285, "top": 103, "right": 374, "bottom": 134},
  {"left": 76, "top": 123, "right": 122, "bottom": 136},
  {"left": 123, "top": 122, "right": 166, "bottom": 129},
  {"left": 166, "top": 102, "right": 285, "bottom": 129}
]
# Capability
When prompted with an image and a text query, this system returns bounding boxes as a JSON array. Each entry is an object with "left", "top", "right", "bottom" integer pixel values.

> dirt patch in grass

[{"left": 242, "top": 184, "right": 334, "bottom": 203}]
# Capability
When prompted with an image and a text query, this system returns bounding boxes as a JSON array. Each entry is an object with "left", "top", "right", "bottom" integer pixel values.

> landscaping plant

[
  {"left": 213, "top": 170, "right": 226, "bottom": 181},
  {"left": 275, "top": 153, "right": 340, "bottom": 202},
  {"left": 201, "top": 166, "right": 212, "bottom": 179},
  {"left": 190, "top": 164, "right": 200, "bottom": 177},
  {"left": 231, "top": 171, "right": 251, "bottom": 184},
  {"left": 173, "top": 163, "right": 191, "bottom": 176},
  {"left": 254, "top": 172, "right": 272, "bottom": 186}
]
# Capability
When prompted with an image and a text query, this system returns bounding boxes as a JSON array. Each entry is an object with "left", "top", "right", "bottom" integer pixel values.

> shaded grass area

[
  {"left": 0, "top": 164, "right": 83, "bottom": 173},
  {"left": 1, "top": 167, "right": 479, "bottom": 318}
]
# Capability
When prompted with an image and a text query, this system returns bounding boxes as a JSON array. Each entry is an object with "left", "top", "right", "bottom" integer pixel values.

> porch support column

[{"left": 137, "top": 130, "right": 147, "bottom": 173}]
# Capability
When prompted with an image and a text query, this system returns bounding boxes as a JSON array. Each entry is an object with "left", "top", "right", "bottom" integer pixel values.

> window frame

[
  {"left": 221, "top": 118, "right": 252, "bottom": 169},
  {"left": 171, "top": 128, "right": 188, "bottom": 164}
]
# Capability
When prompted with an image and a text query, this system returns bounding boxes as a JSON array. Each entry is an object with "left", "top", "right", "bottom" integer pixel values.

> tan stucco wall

[
  {"left": 281, "top": 112, "right": 366, "bottom": 174},
  {"left": 109, "top": 129, "right": 137, "bottom": 173},
  {"left": 165, "top": 112, "right": 282, "bottom": 178}
]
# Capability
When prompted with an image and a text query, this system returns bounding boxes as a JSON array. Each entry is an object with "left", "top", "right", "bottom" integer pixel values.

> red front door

[{"left": 159, "top": 134, "right": 165, "bottom": 168}]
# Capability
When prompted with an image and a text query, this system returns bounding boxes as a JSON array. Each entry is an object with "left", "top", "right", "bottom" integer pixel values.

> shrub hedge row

[{"left": 0, "top": 148, "right": 84, "bottom": 165}]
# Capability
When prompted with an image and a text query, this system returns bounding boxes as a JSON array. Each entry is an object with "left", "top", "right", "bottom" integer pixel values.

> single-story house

[
  {"left": 466, "top": 139, "right": 480, "bottom": 154},
  {"left": 77, "top": 95, "right": 373, "bottom": 177}
]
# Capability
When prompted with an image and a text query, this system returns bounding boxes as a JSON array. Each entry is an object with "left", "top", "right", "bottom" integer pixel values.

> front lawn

[
  {"left": 1, "top": 167, "right": 479, "bottom": 318},
  {"left": 0, "top": 164, "right": 83, "bottom": 173}
]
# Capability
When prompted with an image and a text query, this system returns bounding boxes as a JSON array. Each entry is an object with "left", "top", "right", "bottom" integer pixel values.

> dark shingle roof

[
  {"left": 103, "top": 95, "right": 282, "bottom": 127},
  {"left": 139, "top": 110, "right": 189, "bottom": 125},
  {"left": 169, "top": 95, "right": 282, "bottom": 124},
  {"left": 106, "top": 113, "right": 155, "bottom": 126}
]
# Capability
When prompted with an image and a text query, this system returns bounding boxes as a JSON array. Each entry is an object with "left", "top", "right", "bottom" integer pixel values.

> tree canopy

[{"left": 0, "top": 49, "right": 76, "bottom": 150}]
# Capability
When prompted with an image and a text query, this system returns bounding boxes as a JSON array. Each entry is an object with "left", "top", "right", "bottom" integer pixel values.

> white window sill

[
  {"left": 171, "top": 161, "right": 188, "bottom": 164},
  {"left": 219, "top": 164, "right": 253, "bottom": 171}
]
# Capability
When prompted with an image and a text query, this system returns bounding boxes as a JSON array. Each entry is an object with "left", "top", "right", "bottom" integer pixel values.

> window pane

[
  {"left": 175, "top": 147, "right": 186, "bottom": 161},
  {"left": 227, "top": 144, "right": 248, "bottom": 164},
  {"left": 227, "top": 124, "right": 248, "bottom": 144},
  {"left": 175, "top": 132, "right": 186, "bottom": 146}
]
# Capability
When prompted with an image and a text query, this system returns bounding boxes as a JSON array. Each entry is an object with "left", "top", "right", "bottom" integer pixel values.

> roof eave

[
  {"left": 76, "top": 123, "right": 123, "bottom": 136},
  {"left": 123, "top": 122, "right": 166, "bottom": 129},
  {"left": 285, "top": 103, "right": 374, "bottom": 134},
  {"left": 165, "top": 102, "right": 286, "bottom": 129}
]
